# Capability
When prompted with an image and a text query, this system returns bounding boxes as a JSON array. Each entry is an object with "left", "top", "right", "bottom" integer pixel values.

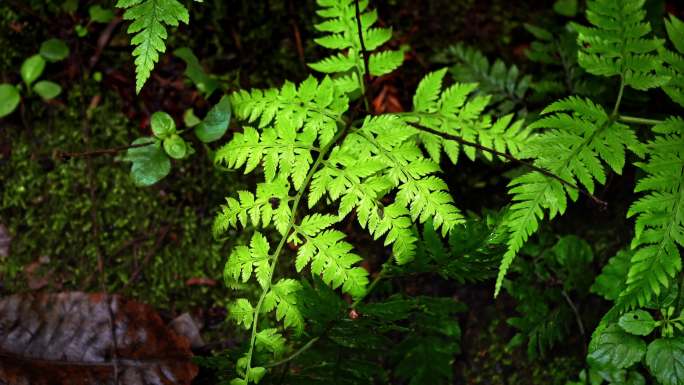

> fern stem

[
  {"left": 354, "top": 0, "right": 371, "bottom": 110},
  {"left": 618, "top": 115, "right": 664, "bottom": 126},
  {"left": 611, "top": 76, "right": 625, "bottom": 117},
  {"left": 263, "top": 336, "right": 321, "bottom": 368},
  {"left": 242, "top": 126, "right": 348, "bottom": 381},
  {"left": 406, "top": 121, "right": 608, "bottom": 208}
]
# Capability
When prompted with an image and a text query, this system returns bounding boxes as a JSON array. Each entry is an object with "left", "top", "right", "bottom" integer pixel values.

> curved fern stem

[
  {"left": 242, "top": 125, "right": 348, "bottom": 381},
  {"left": 618, "top": 115, "right": 664, "bottom": 126},
  {"left": 407, "top": 121, "right": 608, "bottom": 207},
  {"left": 354, "top": 0, "right": 371, "bottom": 110},
  {"left": 611, "top": 76, "right": 625, "bottom": 117}
]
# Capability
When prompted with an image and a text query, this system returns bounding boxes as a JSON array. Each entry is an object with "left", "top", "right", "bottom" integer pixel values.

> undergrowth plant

[
  {"left": 102, "top": 0, "right": 684, "bottom": 383},
  {"left": 208, "top": 0, "right": 537, "bottom": 381}
]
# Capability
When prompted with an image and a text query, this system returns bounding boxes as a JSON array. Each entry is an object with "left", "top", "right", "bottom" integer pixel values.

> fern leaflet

[{"left": 116, "top": 0, "right": 190, "bottom": 93}]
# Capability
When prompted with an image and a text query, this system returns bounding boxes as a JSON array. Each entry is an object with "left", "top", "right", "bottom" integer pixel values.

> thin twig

[
  {"left": 406, "top": 121, "right": 608, "bottom": 208},
  {"left": 55, "top": 142, "right": 151, "bottom": 159}
]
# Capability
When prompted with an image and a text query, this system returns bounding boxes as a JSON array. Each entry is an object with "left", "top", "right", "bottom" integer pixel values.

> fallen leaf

[
  {"left": 0, "top": 292, "right": 198, "bottom": 385},
  {"left": 0, "top": 224, "right": 10, "bottom": 258},
  {"left": 169, "top": 312, "right": 205, "bottom": 349}
]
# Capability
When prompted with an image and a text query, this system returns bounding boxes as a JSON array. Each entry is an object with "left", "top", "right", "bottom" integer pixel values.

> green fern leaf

[
  {"left": 295, "top": 229, "right": 368, "bottom": 298},
  {"left": 262, "top": 279, "right": 305, "bottom": 333},
  {"left": 229, "top": 298, "right": 254, "bottom": 329},
  {"left": 116, "top": 0, "right": 189, "bottom": 93},
  {"left": 402, "top": 70, "right": 530, "bottom": 165},
  {"left": 224, "top": 232, "right": 272, "bottom": 289},
  {"left": 573, "top": 0, "right": 668, "bottom": 89},
  {"left": 496, "top": 96, "right": 644, "bottom": 295},
  {"left": 310, "top": 0, "right": 403, "bottom": 91},
  {"left": 619, "top": 117, "right": 684, "bottom": 309}
]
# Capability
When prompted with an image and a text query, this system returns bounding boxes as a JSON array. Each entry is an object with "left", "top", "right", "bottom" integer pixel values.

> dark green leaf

[
  {"left": 591, "top": 250, "right": 631, "bottom": 301},
  {"left": 588, "top": 324, "right": 646, "bottom": 369},
  {"left": 0, "top": 84, "right": 20, "bottom": 118},
  {"left": 645, "top": 338, "right": 684, "bottom": 385},
  {"left": 39, "top": 39, "right": 70, "bottom": 62},
  {"left": 194, "top": 95, "right": 231, "bottom": 143}
]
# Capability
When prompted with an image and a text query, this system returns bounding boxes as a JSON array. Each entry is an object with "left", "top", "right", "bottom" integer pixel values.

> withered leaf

[{"left": 0, "top": 292, "right": 198, "bottom": 385}]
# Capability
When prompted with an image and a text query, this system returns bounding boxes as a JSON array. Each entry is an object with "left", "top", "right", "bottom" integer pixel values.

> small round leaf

[
  {"left": 33, "top": 80, "right": 62, "bottom": 101},
  {"left": 194, "top": 95, "right": 231, "bottom": 143},
  {"left": 183, "top": 108, "right": 201, "bottom": 127},
  {"left": 163, "top": 135, "right": 188, "bottom": 159},
  {"left": 20, "top": 55, "right": 46, "bottom": 86},
  {"left": 0, "top": 84, "right": 21, "bottom": 118},
  {"left": 39, "top": 39, "right": 70, "bottom": 62},
  {"left": 150, "top": 111, "right": 176, "bottom": 139}
]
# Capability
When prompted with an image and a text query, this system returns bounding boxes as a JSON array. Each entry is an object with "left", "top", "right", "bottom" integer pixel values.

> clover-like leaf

[{"left": 163, "top": 134, "right": 188, "bottom": 159}]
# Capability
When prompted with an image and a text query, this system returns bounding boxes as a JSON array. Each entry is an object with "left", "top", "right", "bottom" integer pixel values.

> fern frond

[
  {"left": 229, "top": 76, "right": 348, "bottom": 146},
  {"left": 402, "top": 69, "right": 531, "bottom": 164},
  {"left": 619, "top": 117, "right": 684, "bottom": 308},
  {"left": 436, "top": 43, "right": 531, "bottom": 114},
  {"left": 116, "top": 0, "right": 189, "bottom": 93},
  {"left": 295, "top": 229, "right": 369, "bottom": 299},
  {"left": 496, "top": 96, "right": 645, "bottom": 295},
  {"left": 573, "top": 0, "right": 669, "bottom": 89},
  {"left": 213, "top": 178, "right": 291, "bottom": 236},
  {"left": 659, "top": 15, "right": 684, "bottom": 108},
  {"left": 224, "top": 232, "right": 272, "bottom": 289},
  {"left": 262, "top": 279, "right": 305, "bottom": 333},
  {"left": 310, "top": 0, "right": 403, "bottom": 91}
]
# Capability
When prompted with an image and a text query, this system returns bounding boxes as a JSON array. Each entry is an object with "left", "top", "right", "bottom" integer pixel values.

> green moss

[{"left": 0, "top": 83, "right": 246, "bottom": 311}]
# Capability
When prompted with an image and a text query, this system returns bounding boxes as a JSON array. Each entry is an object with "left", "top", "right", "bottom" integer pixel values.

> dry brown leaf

[{"left": 0, "top": 292, "right": 198, "bottom": 385}]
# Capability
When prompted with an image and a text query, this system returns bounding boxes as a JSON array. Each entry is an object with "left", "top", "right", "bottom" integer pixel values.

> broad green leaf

[
  {"left": 194, "top": 95, "right": 231, "bottom": 143},
  {"left": 618, "top": 310, "right": 657, "bottom": 336},
  {"left": 33, "top": 80, "right": 62, "bottom": 100},
  {"left": 645, "top": 338, "right": 684, "bottom": 385},
  {"left": 89, "top": 5, "right": 115, "bottom": 23},
  {"left": 163, "top": 134, "right": 188, "bottom": 159},
  {"left": 0, "top": 84, "right": 20, "bottom": 118},
  {"left": 20, "top": 55, "right": 46, "bottom": 86},
  {"left": 124, "top": 137, "right": 171, "bottom": 186},
  {"left": 150, "top": 111, "right": 176, "bottom": 139},
  {"left": 588, "top": 324, "right": 646, "bottom": 369},
  {"left": 39, "top": 39, "right": 70, "bottom": 62}
]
